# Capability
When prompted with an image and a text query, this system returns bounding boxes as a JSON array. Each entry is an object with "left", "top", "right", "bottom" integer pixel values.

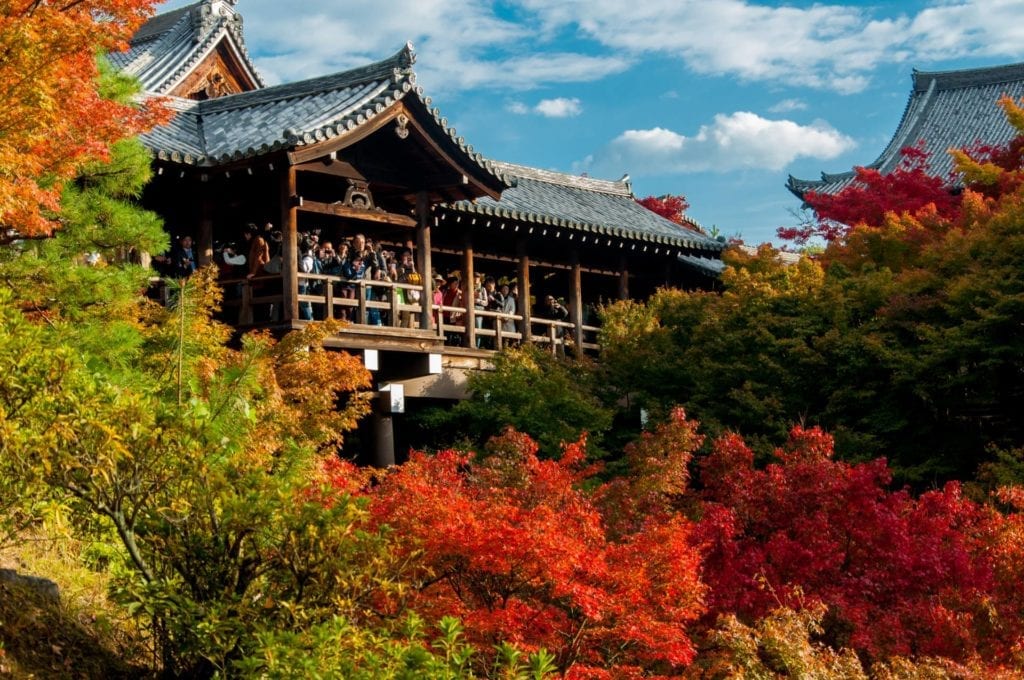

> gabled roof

[
  {"left": 446, "top": 162, "right": 723, "bottom": 252},
  {"left": 109, "top": 0, "right": 263, "bottom": 95},
  {"left": 787, "top": 61, "right": 1024, "bottom": 199},
  {"left": 138, "top": 44, "right": 507, "bottom": 191}
]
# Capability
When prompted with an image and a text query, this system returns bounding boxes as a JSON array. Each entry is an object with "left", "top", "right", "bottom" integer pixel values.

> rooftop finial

[{"left": 399, "top": 41, "right": 416, "bottom": 69}]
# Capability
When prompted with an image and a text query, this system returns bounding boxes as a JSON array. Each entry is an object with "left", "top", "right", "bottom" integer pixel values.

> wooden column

[
  {"left": 618, "top": 255, "right": 630, "bottom": 301},
  {"left": 197, "top": 193, "right": 214, "bottom": 267},
  {"left": 517, "top": 239, "right": 532, "bottom": 344},
  {"left": 462, "top": 233, "right": 476, "bottom": 348},
  {"left": 415, "top": 192, "right": 433, "bottom": 331},
  {"left": 570, "top": 250, "right": 583, "bottom": 359},
  {"left": 280, "top": 165, "right": 299, "bottom": 322}
]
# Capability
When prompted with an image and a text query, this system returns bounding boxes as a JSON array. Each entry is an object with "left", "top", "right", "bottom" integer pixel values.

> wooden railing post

[
  {"left": 198, "top": 193, "right": 214, "bottom": 267},
  {"left": 357, "top": 281, "right": 368, "bottom": 325},
  {"left": 416, "top": 192, "right": 434, "bottom": 331},
  {"left": 240, "top": 280, "right": 253, "bottom": 325},
  {"left": 517, "top": 239, "right": 532, "bottom": 344},
  {"left": 570, "top": 250, "right": 583, "bottom": 359},
  {"left": 463, "top": 233, "right": 475, "bottom": 348},
  {"left": 280, "top": 165, "right": 299, "bottom": 321},
  {"left": 389, "top": 284, "right": 400, "bottom": 327},
  {"left": 324, "top": 280, "right": 334, "bottom": 320},
  {"left": 618, "top": 254, "right": 630, "bottom": 301}
]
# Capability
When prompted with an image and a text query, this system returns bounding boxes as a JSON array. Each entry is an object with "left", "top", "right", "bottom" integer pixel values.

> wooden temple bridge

[{"left": 122, "top": 0, "right": 725, "bottom": 464}]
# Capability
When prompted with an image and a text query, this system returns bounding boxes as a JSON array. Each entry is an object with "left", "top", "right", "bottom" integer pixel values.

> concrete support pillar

[{"left": 370, "top": 411, "right": 396, "bottom": 468}]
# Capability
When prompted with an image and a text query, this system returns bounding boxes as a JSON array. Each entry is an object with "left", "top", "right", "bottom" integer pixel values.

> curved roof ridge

[
  {"left": 492, "top": 161, "right": 633, "bottom": 196},
  {"left": 913, "top": 60, "right": 1024, "bottom": 92},
  {"left": 130, "top": 2, "right": 200, "bottom": 45},
  {"left": 117, "top": 0, "right": 265, "bottom": 95},
  {"left": 197, "top": 43, "right": 415, "bottom": 114}
]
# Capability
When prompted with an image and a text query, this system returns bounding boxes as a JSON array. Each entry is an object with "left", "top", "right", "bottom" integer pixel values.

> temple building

[
  {"left": 788, "top": 62, "right": 1024, "bottom": 199},
  {"left": 119, "top": 0, "right": 724, "bottom": 464}
]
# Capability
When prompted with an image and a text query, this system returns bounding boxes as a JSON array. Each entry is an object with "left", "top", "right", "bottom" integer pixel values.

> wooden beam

[
  {"left": 429, "top": 245, "right": 619, "bottom": 277},
  {"left": 570, "top": 250, "right": 583, "bottom": 359},
  {"left": 296, "top": 198, "right": 417, "bottom": 227},
  {"left": 517, "top": 239, "right": 532, "bottom": 344},
  {"left": 286, "top": 106, "right": 404, "bottom": 165},
  {"left": 294, "top": 159, "right": 365, "bottom": 180},
  {"left": 416, "top": 192, "right": 434, "bottom": 331},
  {"left": 281, "top": 166, "right": 299, "bottom": 321},
  {"left": 399, "top": 105, "right": 503, "bottom": 201}
]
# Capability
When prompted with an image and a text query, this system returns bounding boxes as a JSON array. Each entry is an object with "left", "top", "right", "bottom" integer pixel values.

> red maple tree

[
  {"left": 779, "top": 144, "right": 961, "bottom": 244},
  {"left": 315, "top": 411, "right": 1024, "bottom": 674},
  {"left": 366, "top": 429, "right": 706, "bottom": 677},
  {"left": 693, "top": 425, "right": 999, "bottom": 661}
]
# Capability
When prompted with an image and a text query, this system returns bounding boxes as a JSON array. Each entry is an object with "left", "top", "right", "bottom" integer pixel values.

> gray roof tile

[
  {"left": 112, "top": 0, "right": 263, "bottom": 96},
  {"left": 448, "top": 162, "right": 723, "bottom": 252},
  {"left": 788, "top": 61, "right": 1024, "bottom": 199},
  {"left": 138, "top": 44, "right": 507, "bottom": 187}
]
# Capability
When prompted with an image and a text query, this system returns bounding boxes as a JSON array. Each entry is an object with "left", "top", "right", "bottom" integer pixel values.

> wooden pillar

[
  {"left": 517, "top": 239, "right": 532, "bottom": 344},
  {"left": 462, "top": 233, "right": 476, "bottom": 348},
  {"left": 198, "top": 193, "right": 214, "bottom": 267},
  {"left": 618, "top": 255, "right": 630, "bottom": 301},
  {"left": 570, "top": 250, "right": 583, "bottom": 359},
  {"left": 415, "top": 192, "right": 433, "bottom": 331},
  {"left": 280, "top": 165, "right": 299, "bottom": 322}
]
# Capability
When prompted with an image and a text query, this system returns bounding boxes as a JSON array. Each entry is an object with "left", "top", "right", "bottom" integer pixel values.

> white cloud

[
  {"left": 580, "top": 112, "right": 855, "bottom": 175},
  {"left": 506, "top": 101, "right": 530, "bottom": 115},
  {"left": 518, "top": 0, "right": 1024, "bottom": 93},
  {"left": 155, "top": 0, "right": 1024, "bottom": 94},
  {"left": 768, "top": 98, "right": 808, "bottom": 114},
  {"left": 534, "top": 97, "right": 582, "bottom": 118}
]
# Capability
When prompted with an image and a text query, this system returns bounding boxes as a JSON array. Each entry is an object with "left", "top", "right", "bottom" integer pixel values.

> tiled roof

[
  {"left": 111, "top": 0, "right": 263, "bottom": 95},
  {"left": 138, "top": 44, "right": 508, "bottom": 187},
  {"left": 787, "top": 61, "right": 1024, "bottom": 199},
  {"left": 446, "top": 162, "right": 724, "bottom": 252},
  {"left": 678, "top": 252, "right": 726, "bottom": 276}
]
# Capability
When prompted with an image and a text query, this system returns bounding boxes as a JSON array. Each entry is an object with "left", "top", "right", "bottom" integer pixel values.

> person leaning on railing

[{"left": 298, "top": 240, "right": 317, "bottom": 321}]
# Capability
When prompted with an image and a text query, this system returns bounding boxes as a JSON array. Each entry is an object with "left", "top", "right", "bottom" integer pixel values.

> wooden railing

[{"left": 164, "top": 273, "right": 600, "bottom": 355}]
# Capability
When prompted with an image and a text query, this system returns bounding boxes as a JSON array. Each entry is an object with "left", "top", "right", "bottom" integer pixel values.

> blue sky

[{"left": 160, "top": 0, "right": 1024, "bottom": 243}]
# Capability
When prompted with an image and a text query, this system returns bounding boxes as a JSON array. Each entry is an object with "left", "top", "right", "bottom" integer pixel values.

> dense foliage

[
  {"left": 4, "top": 5, "right": 1024, "bottom": 676},
  {"left": 311, "top": 412, "right": 1024, "bottom": 678},
  {"left": 417, "top": 345, "right": 614, "bottom": 459},
  {"left": 0, "top": 0, "right": 168, "bottom": 240},
  {"left": 601, "top": 98, "right": 1024, "bottom": 482}
]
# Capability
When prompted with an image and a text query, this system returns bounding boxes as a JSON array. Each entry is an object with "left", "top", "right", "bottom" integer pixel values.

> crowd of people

[{"left": 159, "top": 223, "right": 592, "bottom": 348}]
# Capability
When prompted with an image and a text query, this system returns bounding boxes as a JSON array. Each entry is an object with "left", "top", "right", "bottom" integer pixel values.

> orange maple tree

[
  {"left": 0, "top": 0, "right": 166, "bottom": 239},
  {"left": 364, "top": 429, "right": 706, "bottom": 678}
]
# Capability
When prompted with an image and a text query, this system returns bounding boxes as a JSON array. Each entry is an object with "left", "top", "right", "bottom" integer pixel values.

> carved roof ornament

[
  {"left": 341, "top": 179, "right": 381, "bottom": 212},
  {"left": 399, "top": 41, "right": 416, "bottom": 69},
  {"left": 190, "top": 68, "right": 236, "bottom": 100},
  {"left": 191, "top": 0, "right": 242, "bottom": 43},
  {"left": 395, "top": 113, "right": 410, "bottom": 140}
]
